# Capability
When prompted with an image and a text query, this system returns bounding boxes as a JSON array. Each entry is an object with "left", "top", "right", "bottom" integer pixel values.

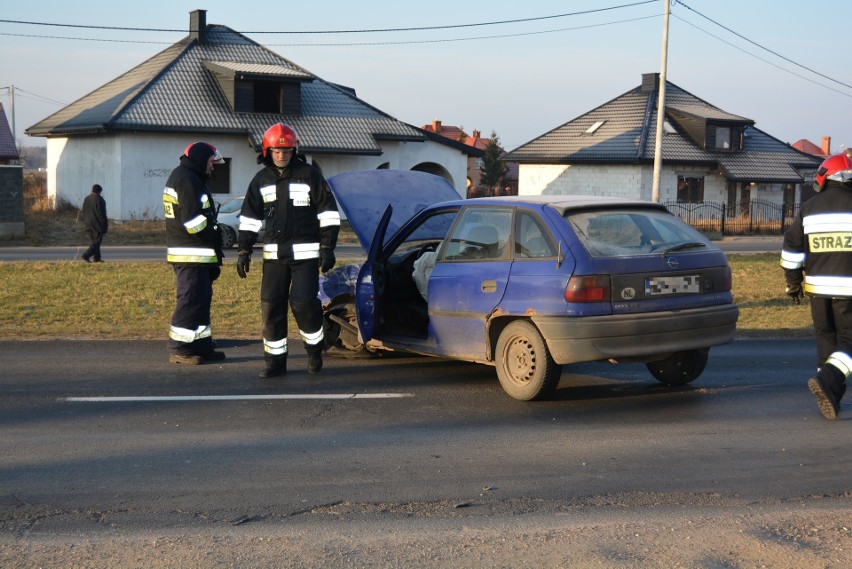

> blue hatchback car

[{"left": 321, "top": 170, "right": 739, "bottom": 400}]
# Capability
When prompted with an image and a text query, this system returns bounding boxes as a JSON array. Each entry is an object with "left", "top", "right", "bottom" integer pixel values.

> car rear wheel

[
  {"left": 495, "top": 321, "right": 561, "bottom": 401},
  {"left": 646, "top": 349, "right": 708, "bottom": 385},
  {"left": 220, "top": 225, "right": 236, "bottom": 249}
]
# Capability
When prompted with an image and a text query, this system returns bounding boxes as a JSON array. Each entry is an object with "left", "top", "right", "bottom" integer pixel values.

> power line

[
  {"left": 671, "top": 14, "right": 852, "bottom": 100},
  {"left": 674, "top": 0, "right": 852, "bottom": 91},
  {"left": 266, "top": 15, "right": 661, "bottom": 47},
  {"left": 0, "top": 2, "right": 656, "bottom": 34},
  {"left": 0, "top": 31, "right": 172, "bottom": 44}
]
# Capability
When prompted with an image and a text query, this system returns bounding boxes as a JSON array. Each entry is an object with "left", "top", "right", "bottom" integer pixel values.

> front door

[{"left": 427, "top": 207, "right": 514, "bottom": 361}]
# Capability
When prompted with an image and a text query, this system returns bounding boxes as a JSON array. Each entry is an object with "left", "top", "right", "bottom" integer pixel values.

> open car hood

[{"left": 327, "top": 170, "right": 461, "bottom": 250}]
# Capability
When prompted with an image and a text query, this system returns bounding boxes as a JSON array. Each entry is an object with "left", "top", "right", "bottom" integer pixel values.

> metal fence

[{"left": 661, "top": 199, "right": 800, "bottom": 236}]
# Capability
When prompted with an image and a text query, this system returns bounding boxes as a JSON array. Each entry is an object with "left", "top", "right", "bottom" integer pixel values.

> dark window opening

[
  {"left": 254, "top": 82, "right": 281, "bottom": 113},
  {"left": 677, "top": 176, "right": 704, "bottom": 203}
]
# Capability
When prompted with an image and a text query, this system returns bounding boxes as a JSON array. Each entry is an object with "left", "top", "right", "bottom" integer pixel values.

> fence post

[{"left": 721, "top": 205, "right": 726, "bottom": 235}]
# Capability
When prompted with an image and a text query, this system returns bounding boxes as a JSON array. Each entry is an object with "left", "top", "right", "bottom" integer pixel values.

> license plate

[{"left": 645, "top": 275, "right": 700, "bottom": 295}]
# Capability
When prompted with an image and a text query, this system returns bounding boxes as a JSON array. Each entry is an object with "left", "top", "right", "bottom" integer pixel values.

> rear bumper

[{"left": 533, "top": 303, "right": 739, "bottom": 364}]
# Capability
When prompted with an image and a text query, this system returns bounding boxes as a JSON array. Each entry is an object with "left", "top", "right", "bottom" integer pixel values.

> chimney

[
  {"left": 472, "top": 130, "right": 481, "bottom": 139},
  {"left": 641, "top": 73, "right": 659, "bottom": 92},
  {"left": 190, "top": 10, "right": 207, "bottom": 44},
  {"left": 821, "top": 136, "right": 831, "bottom": 155},
  {"left": 432, "top": 119, "right": 442, "bottom": 134}
]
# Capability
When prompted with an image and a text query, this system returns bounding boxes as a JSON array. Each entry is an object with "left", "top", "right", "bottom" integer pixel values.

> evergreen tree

[{"left": 479, "top": 131, "right": 508, "bottom": 195}]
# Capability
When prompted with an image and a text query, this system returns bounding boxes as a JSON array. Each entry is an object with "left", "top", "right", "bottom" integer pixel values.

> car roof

[{"left": 459, "top": 195, "right": 669, "bottom": 215}]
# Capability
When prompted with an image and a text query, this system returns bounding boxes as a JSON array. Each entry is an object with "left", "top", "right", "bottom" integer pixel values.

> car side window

[
  {"left": 515, "top": 212, "right": 556, "bottom": 258},
  {"left": 443, "top": 208, "right": 512, "bottom": 261}
]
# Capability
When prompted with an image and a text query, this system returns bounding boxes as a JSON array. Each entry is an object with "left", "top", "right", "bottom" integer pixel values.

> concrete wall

[
  {"left": 47, "top": 133, "right": 469, "bottom": 220},
  {"left": 518, "top": 163, "right": 784, "bottom": 203},
  {"left": 0, "top": 165, "right": 24, "bottom": 237}
]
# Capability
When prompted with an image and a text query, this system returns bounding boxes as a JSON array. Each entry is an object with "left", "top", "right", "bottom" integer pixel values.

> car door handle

[{"left": 481, "top": 280, "right": 497, "bottom": 293}]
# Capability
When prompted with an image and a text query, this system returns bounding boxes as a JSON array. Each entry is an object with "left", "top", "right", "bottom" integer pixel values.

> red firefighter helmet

[
  {"left": 814, "top": 149, "right": 852, "bottom": 191},
  {"left": 183, "top": 142, "right": 224, "bottom": 163},
  {"left": 262, "top": 123, "right": 299, "bottom": 157}
]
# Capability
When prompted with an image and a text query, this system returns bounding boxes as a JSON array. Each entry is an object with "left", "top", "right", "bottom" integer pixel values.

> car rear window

[{"left": 567, "top": 208, "right": 711, "bottom": 258}]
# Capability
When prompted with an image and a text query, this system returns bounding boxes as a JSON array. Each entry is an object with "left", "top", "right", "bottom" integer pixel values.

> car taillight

[{"left": 564, "top": 275, "right": 611, "bottom": 303}]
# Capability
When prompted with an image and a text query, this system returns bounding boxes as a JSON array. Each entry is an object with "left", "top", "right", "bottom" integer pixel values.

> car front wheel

[
  {"left": 495, "top": 321, "right": 561, "bottom": 401},
  {"left": 646, "top": 349, "right": 708, "bottom": 385},
  {"left": 220, "top": 225, "right": 237, "bottom": 249}
]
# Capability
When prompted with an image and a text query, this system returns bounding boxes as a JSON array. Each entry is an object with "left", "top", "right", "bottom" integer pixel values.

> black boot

[
  {"left": 808, "top": 365, "right": 845, "bottom": 420},
  {"left": 307, "top": 351, "right": 323, "bottom": 374},
  {"left": 259, "top": 356, "right": 287, "bottom": 379}
]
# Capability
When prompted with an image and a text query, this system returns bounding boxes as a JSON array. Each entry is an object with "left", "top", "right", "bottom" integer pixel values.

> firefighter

[
  {"left": 163, "top": 142, "right": 226, "bottom": 365},
  {"left": 781, "top": 149, "right": 852, "bottom": 420},
  {"left": 236, "top": 123, "right": 340, "bottom": 378}
]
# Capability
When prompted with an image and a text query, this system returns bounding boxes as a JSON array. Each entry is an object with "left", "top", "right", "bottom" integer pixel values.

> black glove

[
  {"left": 785, "top": 283, "right": 803, "bottom": 305},
  {"left": 319, "top": 247, "right": 336, "bottom": 273},
  {"left": 236, "top": 250, "right": 251, "bottom": 279}
]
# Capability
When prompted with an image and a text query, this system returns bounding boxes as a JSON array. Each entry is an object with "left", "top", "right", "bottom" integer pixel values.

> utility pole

[{"left": 651, "top": 0, "right": 671, "bottom": 203}]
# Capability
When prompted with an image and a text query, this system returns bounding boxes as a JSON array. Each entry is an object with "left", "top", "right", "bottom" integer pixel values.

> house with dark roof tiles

[
  {"left": 505, "top": 73, "right": 820, "bottom": 210},
  {"left": 26, "top": 10, "right": 470, "bottom": 219}
]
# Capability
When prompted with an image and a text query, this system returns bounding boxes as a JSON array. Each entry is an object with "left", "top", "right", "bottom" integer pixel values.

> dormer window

[
  {"left": 204, "top": 61, "right": 313, "bottom": 115},
  {"left": 709, "top": 123, "right": 744, "bottom": 152}
]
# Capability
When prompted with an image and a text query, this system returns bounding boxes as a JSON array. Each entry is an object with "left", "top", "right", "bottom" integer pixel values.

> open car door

[{"left": 355, "top": 205, "right": 393, "bottom": 344}]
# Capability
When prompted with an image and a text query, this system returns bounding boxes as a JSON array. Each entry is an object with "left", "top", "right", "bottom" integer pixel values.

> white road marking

[{"left": 63, "top": 393, "right": 413, "bottom": 402}]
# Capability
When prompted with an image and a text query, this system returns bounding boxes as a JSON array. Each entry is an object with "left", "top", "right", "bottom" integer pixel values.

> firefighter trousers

[
  {"left": 168, "top": 264, "right": 218, "bottom": 355},
  {"left": 260, "top": 259, "right": 324, "bottom": 359},
  {"left": 810, "top": 296, "right": 852, "bottom": 365}
]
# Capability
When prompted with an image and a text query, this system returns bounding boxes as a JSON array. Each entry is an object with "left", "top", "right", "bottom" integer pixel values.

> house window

[
  {"left": 208, "top": 157, "right": 231, "bottom": 195},
  {"left": 714, "top": 126, "right": 732, "bottom": 150},
  {"left": 254, "top": 81, "right": 281, "bottom": 113},
  {"left": 677, "top": 176, "right": 704, "bottom": 203},
  {"left": 585, "top": 121, "right": 605, "bottom": 134}
]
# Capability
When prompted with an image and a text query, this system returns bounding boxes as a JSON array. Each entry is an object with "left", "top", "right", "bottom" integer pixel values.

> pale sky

[{"left": 2, "top": 0, "right": 850, "bottom": 153}]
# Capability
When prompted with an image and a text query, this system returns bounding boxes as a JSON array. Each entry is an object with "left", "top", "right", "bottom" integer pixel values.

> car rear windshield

[{"left": 566, "top": 208, "right": 711, "bottom": 258}]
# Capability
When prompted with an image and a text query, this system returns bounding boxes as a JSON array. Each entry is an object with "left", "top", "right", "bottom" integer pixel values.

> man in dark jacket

[
  {"left": 236, "top": 123, "right": 340, "bottom": 378},
  {"left": 81, "top": 183, "right": 108, "bottom": 262},
  {"left": 781, "top": 149, "right": 852, "bottom": 420},
  {"left": 163, "top": 142, "right": 226, "bottom": 365}
]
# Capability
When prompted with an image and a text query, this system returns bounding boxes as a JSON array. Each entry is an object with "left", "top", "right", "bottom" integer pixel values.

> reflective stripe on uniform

[
  {"left": 262, "top": 243, "right": 278, "bottom": 260},
  {"left": 163, "top": 187, "right": 179, "bottom": 203},
  {"left": 263, "top": 337, "right": 288, "bottom": 355},
  {"left": 260, "top": 184, "right": 277, "bottom": 204},
  {"left": 780, "top": 249, "right": 806, "bottom": 269},
  {"left": 293, "top": 242, "right": 320, "bottom": 260},
  {"left": 169, "top": 324, "right": 213, "bottom": 344},
  {"left": 262, "top": 242, "right": 320, "bottom": 260},
  {"left": 240, "top": 215, "right": 263, "bottom": 233},
  {"left": 290, "top": 183, "right": 310, "bottom": 206},
  {"left": 184, "top": 214, "right": 208, "bottom": 234},
  {"left": 318, "top": 210, "right": 341, "bottom": 228},
  {"left": 826, "top": 351, "right": 852, "bottom": 378},
  {"left": 167, "top": 247, "right": 218, "bottom": 264},
  {"left": 300, "top": 327, "right": 324, "bottom": 346},
  {"left": 803, "top": 213, "right": 852, "bottom": 234},
  {"left": 803, "top": 274, "right": 852, "bottom": 297}
]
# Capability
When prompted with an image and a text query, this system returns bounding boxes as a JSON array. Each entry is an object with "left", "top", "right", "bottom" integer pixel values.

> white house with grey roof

[
  {"left": 505, "top": 73, "right": 820, "bottom": 217},
  {"left": 26, "top": 10, "right": 476, "bottom": 220}
]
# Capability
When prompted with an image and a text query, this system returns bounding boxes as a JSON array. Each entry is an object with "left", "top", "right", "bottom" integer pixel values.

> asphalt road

[
  {"left": 1, "top": 338, "right": 849, "bottom": 566},
  {"left": 0, "top": 236, "right": 780, "bottom": 262}
]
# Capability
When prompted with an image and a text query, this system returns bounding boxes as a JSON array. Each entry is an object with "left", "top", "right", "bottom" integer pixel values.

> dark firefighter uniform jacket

[
  {"left": 238, "top": 155, "right": 340, "bottom": 260},
  {"left": 163, "top": 155, "right": 221, "bottom": 265},
  {"left": 781, "top": 180, "right": 852, "bottom": 297}
]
